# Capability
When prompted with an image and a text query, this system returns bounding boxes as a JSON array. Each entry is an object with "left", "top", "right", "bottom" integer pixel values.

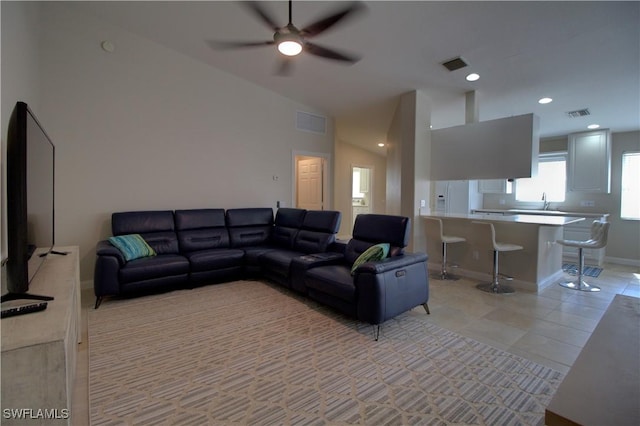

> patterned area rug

[
  {"left": 89, "top": 280, "right": 563, "bottom": 425},
  {"left": 562, "top": 263, "right": 603, "bottom": 277}
]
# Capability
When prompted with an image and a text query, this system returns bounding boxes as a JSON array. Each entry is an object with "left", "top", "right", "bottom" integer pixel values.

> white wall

[
  {"left": 385, "top": 91, "right": 432, "bottom": 252},
  {"left": 334, "top": 140, "right": 386, "bottom": 236},
  {"left": 3, "top": 3, "right": 334, "bottom": 281},
  {"left": 1, "top": 1, "right": 42, "bottom": 262}
]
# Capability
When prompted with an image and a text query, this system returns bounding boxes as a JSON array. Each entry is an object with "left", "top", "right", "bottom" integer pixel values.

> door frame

[
  {"left": 350, "top": 163, "right": 374, "bottom": 230},
  {"left": 292, "top": 150, "right": 332, "bottom": 210}
]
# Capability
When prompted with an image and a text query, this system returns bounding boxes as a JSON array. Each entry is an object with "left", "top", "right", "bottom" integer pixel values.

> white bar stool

[
  {"left": 425, "top": 217, "right": 466, "bottom": 280},
  {"left": 473, "top": 221, "right": 523, "bottom": 294},
  {"left": 556, "top": 220, "right": 609, "bottom": 292}
]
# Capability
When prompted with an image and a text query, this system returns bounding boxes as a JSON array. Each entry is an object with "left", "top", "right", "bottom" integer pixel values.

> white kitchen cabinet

[
  {"left": 478, "top": 179, "right": 513, "bottom": 194},
  {"left": 567, "top": 130, "right": 611, "bottom": 193},
  {"left": 359, "top": 168, "right": 370, "bottom": 193}
]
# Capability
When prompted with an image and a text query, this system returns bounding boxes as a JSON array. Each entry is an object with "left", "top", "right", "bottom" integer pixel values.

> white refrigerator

[{"left": 434, "top": 180, "right": 482, "bottom": 214}]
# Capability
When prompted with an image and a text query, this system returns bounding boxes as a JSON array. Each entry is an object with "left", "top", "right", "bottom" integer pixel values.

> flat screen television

[{"left": 2, "top": 101, "right": 62, "bottom": 302}]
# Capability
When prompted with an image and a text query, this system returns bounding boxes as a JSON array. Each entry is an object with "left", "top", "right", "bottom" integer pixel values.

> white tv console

[{"left": 1, "top": 246, "right": 80, "bottom": 425}]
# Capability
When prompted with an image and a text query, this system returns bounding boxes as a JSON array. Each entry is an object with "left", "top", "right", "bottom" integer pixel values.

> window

[
  {"left": 621, "top": 151, "right": 640, "bottom": 220},
  {"left": 515, "top": 153, "right": 567, "bottom": 202}
]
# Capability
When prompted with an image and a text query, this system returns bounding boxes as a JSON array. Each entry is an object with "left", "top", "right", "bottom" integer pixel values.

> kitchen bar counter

[
  {"left": 433, "top": 213, "right": 585, "bottom": 226},
  {"left": 473, "top": 208, "right": 609, "bottom": 219},
  {"left": 423, "top": 213, "right": 586, "bottom": 291}
]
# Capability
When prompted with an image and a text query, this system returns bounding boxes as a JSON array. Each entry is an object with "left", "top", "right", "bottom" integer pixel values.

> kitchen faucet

[{"left": 542, "top": 192, "right": 550, "bottom": 210}]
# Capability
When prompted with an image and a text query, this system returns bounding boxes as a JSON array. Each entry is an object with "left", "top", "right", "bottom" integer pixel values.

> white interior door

[{"left": 297, "top": 157, "right": 323, "bottom": 210}]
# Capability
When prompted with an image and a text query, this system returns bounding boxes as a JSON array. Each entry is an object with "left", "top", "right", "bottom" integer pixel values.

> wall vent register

[{"left": 296, "top": 111, "right": 326, "bottom": 135}]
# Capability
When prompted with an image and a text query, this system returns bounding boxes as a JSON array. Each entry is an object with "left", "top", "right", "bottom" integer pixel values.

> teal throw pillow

[
  {"left": 351, "top": 243, "right": 390, "bottom": 275},
  {"left": 109, "top": 234, "right": 156, "bottom": 261}
]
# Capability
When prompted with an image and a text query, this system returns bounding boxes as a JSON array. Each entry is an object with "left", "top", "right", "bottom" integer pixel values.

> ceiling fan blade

[
  {"left": 242, "top": 1, "right": 281, "bottom": 32},
  {"left": 300, "top": 2, "right": 365, "bottom": 38},
  {"left": 304, "top": 42, "right": 361, "bottom": 63},
  {"left": 207, "top": 40, "right": 275, "bottom": 50},
  {"left": 275, "top": 58, "right": 294, "bottom": 76}
]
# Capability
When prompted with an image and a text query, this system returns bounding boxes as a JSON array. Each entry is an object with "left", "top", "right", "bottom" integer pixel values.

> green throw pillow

[
  {"left": 108, "top": 234, "right": 156, "bottom": 261},
  {"left": 351, "top": 243, "right": 390, "bottom": 275}
]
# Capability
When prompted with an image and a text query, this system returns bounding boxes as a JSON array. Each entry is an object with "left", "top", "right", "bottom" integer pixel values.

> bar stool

[
  {"left": 425, "top": 217, "right": 466, "bottom": 280},
  {"left": 473, "top": 221, "right": 523, "bottom": 294},
  {"left": 556, "top": 220, "right": 609, "bottom": 292}
]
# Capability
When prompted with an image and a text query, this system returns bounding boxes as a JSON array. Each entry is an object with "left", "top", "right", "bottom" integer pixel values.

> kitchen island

[{"left": 423, "top": 213, "right": 585, "bottom": 292}]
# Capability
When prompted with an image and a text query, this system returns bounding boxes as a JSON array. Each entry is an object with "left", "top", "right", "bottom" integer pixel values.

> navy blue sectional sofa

[{"left": 94, "top": 207, "right": 429, "bottom": 335}]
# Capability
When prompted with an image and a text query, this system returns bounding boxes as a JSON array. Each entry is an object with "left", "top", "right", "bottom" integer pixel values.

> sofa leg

[
  {"left": 94, "top": 297, "right": 103, "bottom": 309},
  {"left": 373, "top": 325, "right": 380, "bottom": 341},
  {"left": 422, "top": 303, "right": 430, "bottom": 315}
]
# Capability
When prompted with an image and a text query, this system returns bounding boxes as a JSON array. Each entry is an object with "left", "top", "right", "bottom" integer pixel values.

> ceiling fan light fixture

[
  {"left": 278, "top": 40, "right": 302, "bottom": 56},
  {"left": 276, "top": 32, "right": 303, "bottom": 56}
]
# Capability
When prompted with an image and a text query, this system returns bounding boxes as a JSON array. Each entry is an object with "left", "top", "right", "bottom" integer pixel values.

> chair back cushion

[
  {"left": 226, "top": 208, "right": 274, "bottom": 247},
  {"left": 271, "top": 208, "right": 306, "bottom": 249},
  {"left": 589, "top": 220, "right": 610, "bottom": 248},
  {"left": 175, "top": 209, "right": 230, "bottom": 253},
  {"left": 346, "top": 214, "right": 411, "bottom": 264},
  {"left": 112, "top": 211, "right": 179, "bottom": 254},
  {"left": 294, "top": 210, "right": 342, "bottom": 254}
]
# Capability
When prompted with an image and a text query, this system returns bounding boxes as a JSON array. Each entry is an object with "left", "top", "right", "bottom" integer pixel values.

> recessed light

[
  {"left": 377, "top": 143, "right": 385, "bottom": 147},
  {"left": 587, "top": 124, "right": 600, "bottom": 129},
  {"left": 538, "top": 97, "right": 553, "bottom": 104},
  {"left": 465, "top": 73, "right": 480, "bottom": 82}
]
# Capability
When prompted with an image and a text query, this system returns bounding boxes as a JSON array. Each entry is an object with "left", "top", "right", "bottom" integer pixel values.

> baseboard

[{"left": 604, "top": 256, "right": 640, "bottom": 267}]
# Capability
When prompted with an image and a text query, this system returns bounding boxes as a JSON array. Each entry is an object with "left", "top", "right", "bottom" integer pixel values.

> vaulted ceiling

[{"left": 71, "top": 1, "right": 640, "bottom": 153}]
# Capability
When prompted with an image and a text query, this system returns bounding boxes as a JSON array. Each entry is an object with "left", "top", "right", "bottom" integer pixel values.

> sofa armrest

[
  {"left": 96, "top": 240, "right": 125, "bottom": 266},
  {"left": 355, "top": 252, "right": 429, "bottom": 325},
  {"left": 354, "top": 252, "right": 428, "bottom": 275}
]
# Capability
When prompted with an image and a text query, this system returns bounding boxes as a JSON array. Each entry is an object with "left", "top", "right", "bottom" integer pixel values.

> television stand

[
  {"left": 1, "top": 292, "right": 54, "bottom": 303},
  {"left": 1, "top": 246, "right": 80, "bottom": 425}
]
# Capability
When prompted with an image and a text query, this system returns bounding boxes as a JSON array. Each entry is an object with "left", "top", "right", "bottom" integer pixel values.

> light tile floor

[{"left": 71, "top": 262, "right": 639, "bottom": 425}]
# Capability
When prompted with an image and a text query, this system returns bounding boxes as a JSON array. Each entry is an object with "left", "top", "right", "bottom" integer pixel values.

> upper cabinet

[
  {"left": 567, "top": 130, "right": 611, "bottom": 193},
  {"left": 478, "top": 179, "right": 513, "bottom": 194},
  {"left": 431, "top": 114, "right": 540, "bottom": 181}
]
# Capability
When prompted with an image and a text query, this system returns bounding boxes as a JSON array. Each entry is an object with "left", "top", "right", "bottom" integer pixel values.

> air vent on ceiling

[
  {"left": 441, "top": 57, "right": 468, "bottom": 72},
  {"left": 566, "top": 108, "right": 591, "bottom": 118},
  {"left": 296, "top": 111, "right": 327, "bottom": 135}
]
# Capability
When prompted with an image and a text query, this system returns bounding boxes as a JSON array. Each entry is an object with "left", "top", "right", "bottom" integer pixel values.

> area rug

[
  {"left": 89, "top": 280, "right": 564, "bottom": 425},
  {"left": 562, "top": 263, "right": 603, "bottom": 277}
]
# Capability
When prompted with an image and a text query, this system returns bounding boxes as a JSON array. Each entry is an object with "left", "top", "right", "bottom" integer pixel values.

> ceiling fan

[{"left": 210, "top": 0, "right": 365, "bottom": 75}]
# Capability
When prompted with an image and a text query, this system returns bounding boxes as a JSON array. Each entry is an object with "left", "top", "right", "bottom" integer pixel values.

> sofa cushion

[
  {"left": 119, "top": 254, "right": 189, "bottom": 284},
  {"left": 112, "top": 210, "right": 175, "bottom": 235},
  {"left": 293, "top": 210, "right": 341, "bottom": 254},
  {"left": 226, "top": 208, "right": 274, "bottom": 248},
  {"left": 141, "top": 231, "right": 180, "bottom": 255},
  {"left": 175, "top": 209, "right": 226, "bottom": 230},
  {"left": 185, "top": 249, "right": 244, "bottom": 272},
  {"left": 108, "top": 234, "right": 156, "bottom": 261},
  {"left": 175, "top": 209, "right": 231, "bottom": 253},
  {"left": 351, "top": 243, "right": 390, "bottom": 274},
  {"left": 353, "top": 214, "right": 410, "bottom": 247},
  {"left": 301, "top": 210, "right": 341, "bottom": 233},
  {"left": 259, "top": 249, "right": 302, "bottom": 276},
  {"left": 226, "top": 208, "right": 274, "bottom": 227},
  {"left": 178, "top": 228, "right": 230, "bottom": 252},
  {"left": 271, "top": 208, "right": 306, "bottom": 249},
  {"left": 305, "top": 265, "right": 356, "bottom": 303}
]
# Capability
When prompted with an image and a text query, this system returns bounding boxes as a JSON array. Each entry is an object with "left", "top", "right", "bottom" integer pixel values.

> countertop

[
  {"left": 473, "top": 208, "right": 609, "bottom": 218},
  {"left": 423, "top": 213, "right": 585, "bottom": 226}
]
